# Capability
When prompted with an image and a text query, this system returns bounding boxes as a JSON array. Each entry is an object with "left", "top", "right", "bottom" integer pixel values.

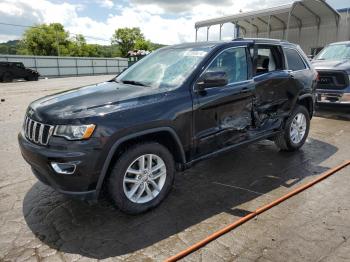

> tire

[
  {"left": 274, "top": 105, "right": 310, "bottom": 151},
  {"left": 26, "top": 74, "right": 39, "bottom": 81},
  {"left": 2, "top": 72, "right": 13, "bottom": 82},
  {"left": 108, "top": 142, "right": 175, "bottom": 214}
]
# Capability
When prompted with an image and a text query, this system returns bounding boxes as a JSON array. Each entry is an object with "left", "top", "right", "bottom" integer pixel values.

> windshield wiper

[
  {"left": 109, "top": 78, "right": 120, "bottom": 83},
  {"left": 121, "top": 80, "right": 149, "bottom": 87}
]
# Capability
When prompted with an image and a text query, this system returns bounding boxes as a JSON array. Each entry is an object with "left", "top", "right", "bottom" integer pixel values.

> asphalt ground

[{"left": 0, "top": 75, "right": 349, "bottom": 261}]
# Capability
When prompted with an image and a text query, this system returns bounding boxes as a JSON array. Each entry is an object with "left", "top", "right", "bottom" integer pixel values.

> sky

[{"left": 0, "top": 0, "right": 348, "bottom": 45}]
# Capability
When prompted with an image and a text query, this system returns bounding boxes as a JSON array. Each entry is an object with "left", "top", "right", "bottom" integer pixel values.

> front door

[{"left": 192, "top": 46, "right": 254, "bottom": 158}]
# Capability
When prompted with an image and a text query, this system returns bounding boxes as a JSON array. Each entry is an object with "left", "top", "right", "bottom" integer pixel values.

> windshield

[
  {"left": 116, "top": 47, "right": 210, "bottom": 89},
  {"left": 315, "top": 44, "right": 350, "bottom": 60}
]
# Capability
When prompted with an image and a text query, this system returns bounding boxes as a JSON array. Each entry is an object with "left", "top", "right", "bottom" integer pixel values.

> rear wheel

[
  {"left": 108, "top": 142, "right": 175, "bottom": 214},
  {"left": 2, "top": 72, "right": 13, "bottom": 82},
  {"left": 274, "top": 105, "right": 310, "bottom": 151}
]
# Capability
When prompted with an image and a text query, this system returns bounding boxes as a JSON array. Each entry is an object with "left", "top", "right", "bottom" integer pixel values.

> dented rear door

[
  {"left": 252, "top": 70, "right": 298, "bottom": 130},
  {"left": 251, "top": 44, "right": 302, "bottom": 131}
]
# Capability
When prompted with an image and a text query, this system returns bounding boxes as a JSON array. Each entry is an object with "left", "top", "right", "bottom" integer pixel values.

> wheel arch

[
  {"left": 297, "top": 94, "right": 314, "bottom": 119},
  {"left": 95, "top": 127, "right": 186, "bottom": 196}
]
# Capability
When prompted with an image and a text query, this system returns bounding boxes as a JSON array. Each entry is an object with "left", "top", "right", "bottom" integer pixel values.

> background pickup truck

[{"left": 312, "top": 41, "right": 350, "bottom": 105}]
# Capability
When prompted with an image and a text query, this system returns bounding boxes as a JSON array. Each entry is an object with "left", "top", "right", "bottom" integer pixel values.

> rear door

[
  {"left": 252, "top": 44, "right": 300, "bottom": 130},
  {"left": 283, "top": 47, "right": 313, "bottom": 95},
  {"left": 192, "top": 46, "right": 254, "bottom": 157}
]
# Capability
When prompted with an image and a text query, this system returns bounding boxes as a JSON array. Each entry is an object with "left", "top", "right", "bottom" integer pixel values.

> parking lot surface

[{"left": 0, "top": 75, "right": 349, "bottom": 261}]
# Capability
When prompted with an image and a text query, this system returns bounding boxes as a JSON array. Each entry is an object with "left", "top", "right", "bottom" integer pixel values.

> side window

[
  {"left": 284, "top": 48, "right": 306, "bottom": 71},
  {"left": 206, "top": 47, "right": 247, "bottom": 84},
  {"left": 255, "top": 45, "right": 283, "bottom": 75}
]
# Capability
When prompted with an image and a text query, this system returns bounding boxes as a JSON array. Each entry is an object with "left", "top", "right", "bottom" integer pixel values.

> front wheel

[
  {"left": 108, "top": 142, "right": 175, "bottom": 214},
  {"left": 26, "top": 74, "right": 39, "bottom": 81},
  {"left": 274, "top": 105, "right": 310, "bottom": 151}
]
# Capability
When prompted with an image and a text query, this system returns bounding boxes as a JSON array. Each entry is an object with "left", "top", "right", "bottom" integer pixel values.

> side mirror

[
  {"left": 307, "top": 55, "right": 314, "bottom": 61},
  {"left": 195, "top": 71, "right": 228, "bottom": 91}
]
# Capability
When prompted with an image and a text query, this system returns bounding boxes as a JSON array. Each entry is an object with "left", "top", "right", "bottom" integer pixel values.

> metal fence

[{"left": 0, "top": 54, "right": 129, "bottom": 78}]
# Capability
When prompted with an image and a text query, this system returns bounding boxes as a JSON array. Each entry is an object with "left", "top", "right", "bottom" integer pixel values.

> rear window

[{"left": 284, "top": 48, "right": 306, "bottom": 71}]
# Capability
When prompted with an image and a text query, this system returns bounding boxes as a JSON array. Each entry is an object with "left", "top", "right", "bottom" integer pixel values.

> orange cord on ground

[{"left": 165, "top": 160, "right": 350, "bottom": 262}]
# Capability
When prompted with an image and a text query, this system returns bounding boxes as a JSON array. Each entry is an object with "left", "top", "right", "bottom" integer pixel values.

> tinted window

[
  {"left": 252, "top": 45, "right": 284, "bottom": 75},
  {"left": 256, "top": 47, "right": 277, "bottom": 74},
  {"left": 206, "top": 47, "right": 247, "bottom": 84},
  {"left": 284, "top": 48, "right": 306, "bottom": 71}
]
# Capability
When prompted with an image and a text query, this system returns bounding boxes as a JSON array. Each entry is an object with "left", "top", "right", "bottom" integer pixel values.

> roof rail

[
  {"left": 232, "top": 37, "right": 290, "bottom": 44},
  {"left": 231, "top": 37, "right": 254, "bottom": 42}
]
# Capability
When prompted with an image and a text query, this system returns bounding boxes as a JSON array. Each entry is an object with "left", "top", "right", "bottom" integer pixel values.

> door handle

[
  {"left": 285, "top": 70, "right": 295, "bottom": 79},
  {"left": 241, "top": 87, "right": 250, "bottom": 93}
]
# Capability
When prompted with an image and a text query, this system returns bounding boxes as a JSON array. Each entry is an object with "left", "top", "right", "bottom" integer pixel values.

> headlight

[{"left": 54, "top": 124, "right": 96, "bottom": 140}]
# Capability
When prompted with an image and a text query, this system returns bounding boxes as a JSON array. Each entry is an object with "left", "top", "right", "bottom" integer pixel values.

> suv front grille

[
  {"left": 23, "top": 116, "right": 54, "bottom": 145},
  {"left": 316, "top": 70, "right": 349, "bottom": 90}
]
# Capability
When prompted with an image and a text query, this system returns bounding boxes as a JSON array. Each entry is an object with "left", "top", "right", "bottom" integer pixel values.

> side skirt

[{"left": 183, "top": 130, "right": 281, "bottom": 169}]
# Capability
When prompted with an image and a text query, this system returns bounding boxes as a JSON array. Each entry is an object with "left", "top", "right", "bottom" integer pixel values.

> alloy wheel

[
  {"left": 290, "top": 112, "right": 307, "bottom": 144},
  {"left": 123, "top": 154, "right": 167, "bottom": 204}
]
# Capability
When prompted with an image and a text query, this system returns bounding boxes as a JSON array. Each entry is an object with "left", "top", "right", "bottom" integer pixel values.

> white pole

[
  {"left": 286, "top": 11, "right": 291, "bottom": 40},
  {"left": 249, "top": 18, "right": 252, "bottom": 37}
]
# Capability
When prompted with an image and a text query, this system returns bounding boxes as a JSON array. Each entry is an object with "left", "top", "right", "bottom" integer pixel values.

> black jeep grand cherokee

[{"left": 19, "top": 39, "right": 317, "bottom": 214}]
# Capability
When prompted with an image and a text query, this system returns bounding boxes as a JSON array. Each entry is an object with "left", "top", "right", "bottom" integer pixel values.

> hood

[
  {"left": 311, "top": 59, "right": 350, "bottom": 73},
  {"left": 28, "top": 81, "right": 169, "bottom": 123},
  {"left": 25, "top": 68, "right": 39, "bottom": 74}
]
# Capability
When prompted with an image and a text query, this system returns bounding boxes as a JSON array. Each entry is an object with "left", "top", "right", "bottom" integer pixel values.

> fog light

[{"left": 51, "top": 162, "right": 76, "bottom": 175}]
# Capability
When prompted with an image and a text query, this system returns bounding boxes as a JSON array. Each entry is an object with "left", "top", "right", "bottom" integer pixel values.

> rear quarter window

[{"left": 284, "top": 48, "right": 307, "bottom": 71}]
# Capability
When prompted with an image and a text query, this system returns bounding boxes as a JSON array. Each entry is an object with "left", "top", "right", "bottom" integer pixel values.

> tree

[
  {"left": 111, "top": 27, "right": 147, "bottom": 57},
  {"left": 134, "top": 38, "right": 152, "bottom": 51},
  {"left": 9, "top": 23, "right": 159, "bottom": 58},
  {"left": 17, "top": 25, "right": 104, "bottom": 57},
  {"left": 18, "top": 23, "right": 70, "bottom": 56},
  {"left": 0, "top": 40, "right": 20, "bottom": 55},
  {"left": 68, "top": 34, "right": 100, "bottom": 57},
  {"left": 90, "top": 44, "right": 122, "bottom": 58},
  {"left": 150, "top": 42, "right": 166, "bottom": 50}
]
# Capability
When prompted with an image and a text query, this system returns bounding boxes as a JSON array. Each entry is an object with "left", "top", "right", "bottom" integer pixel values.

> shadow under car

[{"left": 23, "top": 138, "right": 337, "bottom": 259}]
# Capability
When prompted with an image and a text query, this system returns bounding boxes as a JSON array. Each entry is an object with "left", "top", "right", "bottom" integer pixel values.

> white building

[{"left": 195, "top": 0, "right": 350, "bottom": 55}]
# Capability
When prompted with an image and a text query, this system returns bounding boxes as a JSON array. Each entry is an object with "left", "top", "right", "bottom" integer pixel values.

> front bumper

[
  {"left": 18, "top": 133, "right": 102, "bottom": 200},
  {"left": 316, "top": 88, "right": 350, "bottom": 105}
]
